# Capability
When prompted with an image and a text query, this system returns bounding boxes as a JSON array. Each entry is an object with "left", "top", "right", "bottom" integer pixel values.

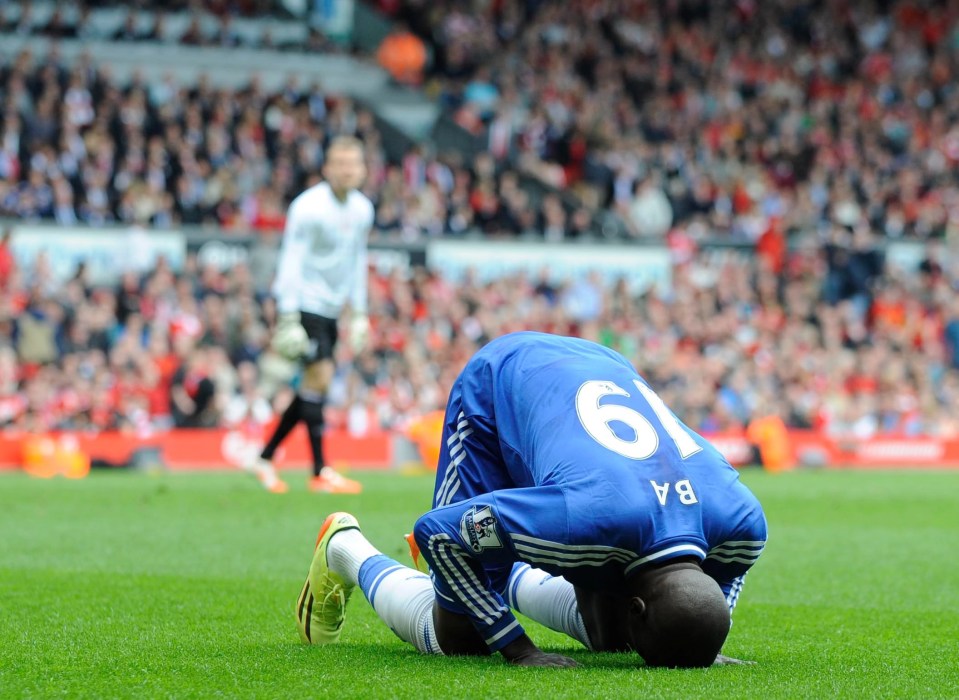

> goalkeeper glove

[
  {"left": 272, "top": 312, "right": 309, "bottom": 360},
  {"left": 349, "top": 313, "right": 370, "bottom": 354}
]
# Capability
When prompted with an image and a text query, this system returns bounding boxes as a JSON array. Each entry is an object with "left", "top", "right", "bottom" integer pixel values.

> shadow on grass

[{"left": 276, "top": 639, "right": 676, "bottom": 673}]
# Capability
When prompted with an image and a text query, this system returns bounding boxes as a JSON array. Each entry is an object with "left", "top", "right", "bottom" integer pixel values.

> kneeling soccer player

[{"left": 295, "top": 332, "right": 767, "bottom": 667}]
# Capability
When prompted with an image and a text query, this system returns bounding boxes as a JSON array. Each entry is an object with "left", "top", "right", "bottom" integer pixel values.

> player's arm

[
  {"left": 272, "top": 197, "right": 309, "bottom": 315},
  {"left": 347, "top": 208, "right": 372, "bottom": 353},
  {"left": 701, "top": 565, "right": 760, "bottom": 666},
  {"left": 412, "top": 494, "right": 577, "bottom": 667},
  {"left": 701, "top": 532, "right": 766, "bottom": 666},
  {"left": 430, "top": 606, "right": 574, "bottom": 667},
  {"left": 270, "top": 198, "right": 312, "bottom": 358}
]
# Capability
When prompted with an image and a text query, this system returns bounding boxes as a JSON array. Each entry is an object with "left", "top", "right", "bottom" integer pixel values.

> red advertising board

[
  {"left": 702, "top": 431, "right": 959, "bottom": 470},
  {"left": 2, "top": 429, "right": 959, "bottom": 472},
  {"left": 0, "top": 426, "right": 393, "bottom": 471}
]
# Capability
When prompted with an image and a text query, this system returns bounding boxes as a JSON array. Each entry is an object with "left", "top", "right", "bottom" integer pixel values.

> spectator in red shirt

[{"left": 169, "top": 346, "right": 219, "bottom": 428}]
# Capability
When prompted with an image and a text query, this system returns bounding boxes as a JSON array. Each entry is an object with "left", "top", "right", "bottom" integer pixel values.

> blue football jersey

[{"left": 414, "top": 332, "right": 766, "bottom": 652}]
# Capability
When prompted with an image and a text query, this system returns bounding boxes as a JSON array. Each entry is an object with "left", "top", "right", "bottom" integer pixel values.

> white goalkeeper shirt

[{"left": 272, "top": 182, "right": 374, "bottom": 319}]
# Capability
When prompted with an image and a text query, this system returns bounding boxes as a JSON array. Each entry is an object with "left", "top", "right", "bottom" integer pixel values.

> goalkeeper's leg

[
  {"left": 327, "top": 526, "right": 443, "bottom": 654},
  {"left": 260, "top": 394, "right": 301, "bottom": 461}
]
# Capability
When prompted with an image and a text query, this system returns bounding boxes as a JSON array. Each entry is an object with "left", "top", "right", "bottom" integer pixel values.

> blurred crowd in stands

[
  {"left": 4, "top": 0, "right": 959, "bottom": 243},
  {"left": 0, "top": 44, "right": 590, "bottom": 240},
  {"left": 392, "top": 0, "right": 959, "bottom": 242},
  {"left": 2, "top": 225, "right": 959, "bottom": 439},
  {"left": 0, "top": 46, "right": 367, "bottom": 232},
  {"left": 3, "top": 0, "right": 959, "bottom": 441},
  {"left": 1, "top": 1, "right": 308, "bottom": 49}
]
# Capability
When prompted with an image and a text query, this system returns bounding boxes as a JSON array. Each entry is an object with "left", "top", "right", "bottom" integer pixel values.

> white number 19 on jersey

[{"left": 574, "top": 380, "right": 703, "bottom": 460}]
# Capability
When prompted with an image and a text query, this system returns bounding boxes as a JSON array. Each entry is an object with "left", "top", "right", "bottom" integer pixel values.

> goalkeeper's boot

[
  {"left": 308, "top": 467, "right": 363, "bottom": 494},
  {"left": 242, "top": 455, "right": 288, "bottom": 494},
  {"left": 295, "top": 512, "right": 361, "bottom": 644}
]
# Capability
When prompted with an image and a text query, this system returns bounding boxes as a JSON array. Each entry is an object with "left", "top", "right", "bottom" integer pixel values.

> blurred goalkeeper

[
  {"left": 247, "top": 136, "right": 374, "bottom": 494},
  {"left": 293, "top": 333, "right": 767, "bottom": 667}
]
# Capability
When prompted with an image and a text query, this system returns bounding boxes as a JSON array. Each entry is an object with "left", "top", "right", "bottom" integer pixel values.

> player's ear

[{"left": 625, "top": 596, "right": 650, "bottom": 657}]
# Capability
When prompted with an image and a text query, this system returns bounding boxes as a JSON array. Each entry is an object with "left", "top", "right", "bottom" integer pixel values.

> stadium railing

[{"left": 2, "top": 220, "right": 930, "bottom": 289}]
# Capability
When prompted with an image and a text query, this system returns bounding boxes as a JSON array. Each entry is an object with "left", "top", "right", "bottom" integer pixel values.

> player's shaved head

[{"left": 626, "top": 562, "right": 731, "bottom": 668}]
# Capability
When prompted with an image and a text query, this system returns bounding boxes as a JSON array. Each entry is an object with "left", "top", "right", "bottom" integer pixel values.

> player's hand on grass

[
  {"left": 501, "top": 634, "right": 579, "bottom": 668},
  {"left": 713, "top": 654, "right": 756, "bottom": 666},
  {"left": 510, "top": 651, "right": 579, "bottom": 668}
]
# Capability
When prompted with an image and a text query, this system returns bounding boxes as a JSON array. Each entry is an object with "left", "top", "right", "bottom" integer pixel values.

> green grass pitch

[{"left": 1, "top": 468, "right": 957, "bottom": 699}]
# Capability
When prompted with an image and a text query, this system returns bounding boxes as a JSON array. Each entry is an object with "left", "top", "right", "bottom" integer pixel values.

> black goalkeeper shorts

[{"left": 300, "top": 312, "right": 338, "bottom": 364}]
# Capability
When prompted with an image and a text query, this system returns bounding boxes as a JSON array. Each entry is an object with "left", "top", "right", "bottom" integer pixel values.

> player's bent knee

[
  {"left": 411, "top": 515, "right": 433, "bottom": 553},
  {"left": 411, "top": 515, "right": 449, "bottom": 566}
]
